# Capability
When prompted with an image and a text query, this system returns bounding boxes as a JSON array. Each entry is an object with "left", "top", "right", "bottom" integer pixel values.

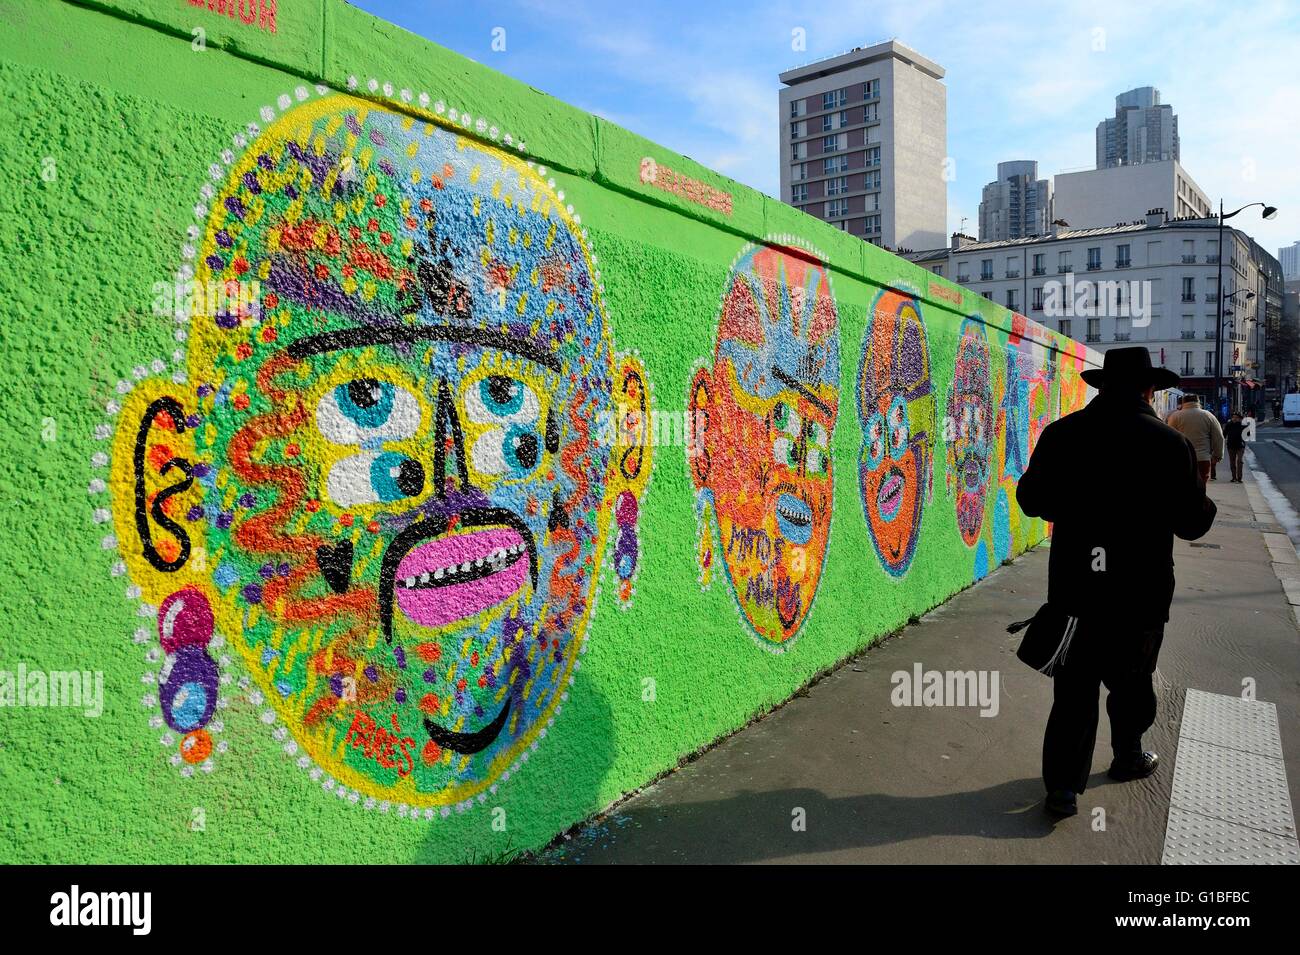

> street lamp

[
  {"left": 1214, "top": 201, "right": 1277, "bottom": 416},
  {"left": 1216, "top": 287, "right": 1258, "bottom": 415}
]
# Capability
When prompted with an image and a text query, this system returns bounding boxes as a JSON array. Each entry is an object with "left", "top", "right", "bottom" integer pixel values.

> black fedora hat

[{"left": 1080, "top": 345, "right": 1180, "bottom": 389}]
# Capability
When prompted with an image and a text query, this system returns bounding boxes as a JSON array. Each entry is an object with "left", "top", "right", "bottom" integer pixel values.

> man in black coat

[{"left": 1016, "top": 347, "right": 1217, "bottom": 817}]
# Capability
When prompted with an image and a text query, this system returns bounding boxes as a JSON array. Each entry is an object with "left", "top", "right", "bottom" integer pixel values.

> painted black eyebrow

[
  {"left": 286, "top": 322, "right": 562, "bottom": 372},
  {"left": 771, "top": 366, "right": 833, "bottom": 417}
]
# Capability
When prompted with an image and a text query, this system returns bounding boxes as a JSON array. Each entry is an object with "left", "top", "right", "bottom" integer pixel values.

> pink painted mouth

[{"left": 393, "top": 527, "right": 530, "bottom": 629}]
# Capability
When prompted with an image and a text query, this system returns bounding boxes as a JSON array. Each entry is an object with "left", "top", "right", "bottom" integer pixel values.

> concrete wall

[{"left": 0, "top": 0, "right": 1098, "bottom": 863}]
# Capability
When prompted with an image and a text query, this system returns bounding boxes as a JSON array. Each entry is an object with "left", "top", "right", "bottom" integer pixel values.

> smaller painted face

[
  {"left": 947, "top": 320, "right": 993, "bottom": 548},
  {"left": 691, "top": 244, "right": 840, "bottom": 647},
  {"left": 857, "top": 291, "right": 933, "bottom": 576}
]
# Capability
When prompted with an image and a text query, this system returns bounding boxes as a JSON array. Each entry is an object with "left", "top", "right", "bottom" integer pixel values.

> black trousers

[{"left": 1042, "top": 621, "right": 1164, "bottom": 794}]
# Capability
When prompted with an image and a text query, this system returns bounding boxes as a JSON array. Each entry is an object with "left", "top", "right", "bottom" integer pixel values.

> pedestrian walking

[
  {"left": 1224, "top": 412, "right": 1247, "bottom": 482},
  {"left": 1015, "top": 347, "right": 1217, "bottom": 818},
  {"left": 1166, "top": 394, "right": 1224, "bottom": 487}
]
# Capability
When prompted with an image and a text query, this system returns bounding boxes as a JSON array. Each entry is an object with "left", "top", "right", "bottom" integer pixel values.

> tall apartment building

[
  {"left": 978, "top": 160, "right": 1052, "bottom": 241},
  {"left": 904, "top": 211, "right": 1284, "bottom": 410},
  {"left": 1280, "top": 240, "right": 1300, "bottom": 281},
  {"left": 778, "top": 40, "right": 946, "bottom": 250},
  {"left": 1096, "top": 86, "right": 1180, "bottom": 168},
  {"left": 1054, "top": 159, "right": 1211, "bottom": 229}
]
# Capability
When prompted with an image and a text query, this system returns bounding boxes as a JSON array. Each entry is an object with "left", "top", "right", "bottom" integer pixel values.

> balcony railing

[
  {"left": 1086, "top": 334, "right": 1101, "bottom": 342},
  {"left": 1113, "top": 332, "right": 1131, "bottom": 341},
  {"left": 980, "top": 272, "right": 993, "bottom": 281},
  {"left": 1181, "top": 294, "right": 1196, "bottom": 303},
  {"left": 1006, "top": 270, "right": 1021, "bottom": 279},
  {"left": 1032, "top": 267, "right": 1046, "bottom": 276},
  {"left": 1205, "top": 293, "right": 1218, "bottom": 302},
  {"left": 957, "top": 275, "right": 970, "bottom": 284},
  {"left": 1087, "top": 262, "right": 1102, "bottom": 271},
  {"left": 1181, "top": 367, "right": 1195, "bottom": 376},
  {"left": 1031, "top": 303, "right": 1043, "bottom": 311},
  {"left": 1115, "top": 259, "right": 1132, "bottom": 268},
  {"left": 1206, "top": 255, "right": 1220, "bottom": 264},
  {"left": 1057, "top": 265, "right": 1071, "bottom": 273},
  {"left": 1204, "top": 330, "right": 1217, "bottom": 339},
  {"left": 1182, "top": 255, "right": 1197, "bottom": 263},
  {"left": 1181, "top": 330, "right": 1197, "bottom": 339}
]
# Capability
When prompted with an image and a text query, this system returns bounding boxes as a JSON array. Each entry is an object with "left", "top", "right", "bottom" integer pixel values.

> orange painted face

[
  {"left": 689, "top": 243, "right": 840, "bottom": 648},
  {"left": 857, "top": 291, "right": 933, "bottom": 576}
]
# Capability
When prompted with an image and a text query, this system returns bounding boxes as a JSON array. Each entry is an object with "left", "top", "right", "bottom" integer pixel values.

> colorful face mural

[
  {"left": 1001, "top": 315, "right": 1056, "bottom": 482},
  {"left": 857, "top": 290, "right": 934, "bottom": 576},
  {"left": 108, "top": 94, "right": 652, "bottom": 808},
  {"left": 945, "top": 318, "right": 993, "bottom": 548},
  {"left": 688, "top": 242, "right": 840, "bottom": 650}
]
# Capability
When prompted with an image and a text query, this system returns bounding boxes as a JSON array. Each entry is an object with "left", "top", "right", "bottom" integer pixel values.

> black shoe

[
  {"left": 1045, "top": 789, "right": 1078, "bottom": 816},
  {"left": 1108, "top": 752, "right": 1159, "bottom": 781}
]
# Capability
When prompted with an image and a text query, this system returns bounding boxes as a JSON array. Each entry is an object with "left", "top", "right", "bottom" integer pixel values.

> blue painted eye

[
  {"left": 480, "top": 376, "right": 525, "bottom": 417},
  {"left": 369, "top": 451, "right": 426, "bottom": 502},
  {"left": 338, "top": 379, "right": 394, "bottom": 428},
  {"left": 326, "top": 452, "right": 425, "bottom": 507},
  {"left": 471, "top": 426, "right": 541, "bottom": 478}
]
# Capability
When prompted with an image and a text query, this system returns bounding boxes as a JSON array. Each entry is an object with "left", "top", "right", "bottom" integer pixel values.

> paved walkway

[{"left": 544, "top": 471, "right": 1300, "bottom": 864}]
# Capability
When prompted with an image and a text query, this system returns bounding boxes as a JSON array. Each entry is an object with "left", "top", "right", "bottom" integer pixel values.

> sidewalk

[{"left": 544, "top": 472, "right": 1300, "bottom": 864}]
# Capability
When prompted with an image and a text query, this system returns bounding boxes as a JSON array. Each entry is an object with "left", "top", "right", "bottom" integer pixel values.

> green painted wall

[{"left": 0, "top": 0, "right": 1098, "bottom": 863}]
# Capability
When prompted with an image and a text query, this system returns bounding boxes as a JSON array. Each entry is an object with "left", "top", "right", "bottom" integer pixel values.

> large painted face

[
  {"left": 946, "top": 319, "right": 993, "bottom": 548},
  {"left": 689, "top": 243, "right": 840, "bottom": 649},
  {"left": 1001, "top": 316, "right": 1056, "bottom": 481},
  {"left": 858, "top": 291, "right": 934, "bottom": 576},
  {"left": 109, "top": 95, "right": 650, "bottom": 808}
]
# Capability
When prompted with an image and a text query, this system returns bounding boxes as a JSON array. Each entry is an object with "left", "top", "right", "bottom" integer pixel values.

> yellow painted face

[{"left": 108, "top": 94, "right": 651, "bottom": 807}]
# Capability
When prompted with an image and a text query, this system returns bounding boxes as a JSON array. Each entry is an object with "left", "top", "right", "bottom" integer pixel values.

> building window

[
  {"left": 980, "top": 259, "right": 993, "bottom": 281},
  {"left": 1205, "top": 351, "right": 1214, "bottom": 374},
  {"left": 865, "top": 146, "right": 881, "bottom": 167},
  {"left": 790, "top": 99, "right": 806, "bottom": 118},
  {"left": 791, "top": 142, "right": 806, "bottom": 161},
  {"left": 823, "top": 154, "right": 848, "bottom": 174},
  {"left": 1006, "top": 256, "right": 1019, "bottom": 278},
  {"left": 1116, "top": 244, "right": 1131, "bottom": 268},
  {"left": 1033, "top": 287, "right": 1044, "bottom": 311},
  {"left": 932, "top": 265, "right": 943, "bottom": 277},
  {"left": 1182, "top": 352, "right": 1194, "bottom": 375},
  {"left": 826, "top": 198, "right": 847, "bottom": 218},
  {"left": 864, "top": 214, "right": 881, "bottom": 234},
  {"left": 791, "top": 183, "right": 808, "bottom": 203},
  {"left": 793, "top": 162, "right": 807, "bottom": 181},
  {"left": 826, "top": 176, "right": 847, "bottom": 197},
  {"left": 823, "top": 133, "right": 846, "bottom": 153},
  {"left": 1058, "top": 251, "right": 1071, "bottom": 273},
  {"left": 1087, "top": 247, "right": 1102, "bottom": 271},
  {"left": 957, "top": 262, "right": 970, "bottom": 283},
  {"left": 1059, "top": 319, "right": 1072, "bottom": 338},
  {"left": 864, "top": 102, "right": 879, "bottom": 122},
  {"left": 1115, "top": 317, "right": 1131, "bottom": 341},
  {"left": 864, "top": 79, "right": 880, "bottom": 100},
  {"left": 790, "top": 121, "right": 801, "bottom": 140},
  {"left": 823, "top": 88, "right": 846, "bottom": 111},
  {"left": 1032, "top": 253, "right": 1045, "bottom": 276},
  {"left": 1182, "top": 277, "right": 1195, "bottom": 302},
  {"left": 1007, "top": 289, "right": 1018, "bottom": 310},
  {"left": 865, "top": 169, "right": 881, "bottom": 189}
]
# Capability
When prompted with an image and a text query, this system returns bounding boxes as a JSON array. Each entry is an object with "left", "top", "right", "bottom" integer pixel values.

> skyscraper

[
  {"left": 978, "top": 160, "right": 1052, "bottom": 241},
  {"left": 1280, "top": 240, "right": 1300, "bottom": 281},
  {"left": 1095, "top": 87, "right": 1180, "bottom": 168},
  {"left": 778, "top": 40, "right": 946, "bottom": 251}
]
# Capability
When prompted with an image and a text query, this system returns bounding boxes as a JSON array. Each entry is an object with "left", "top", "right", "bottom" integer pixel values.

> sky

[{"left": 352, "top": 0, "right": 1300, "bottom": 257}]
